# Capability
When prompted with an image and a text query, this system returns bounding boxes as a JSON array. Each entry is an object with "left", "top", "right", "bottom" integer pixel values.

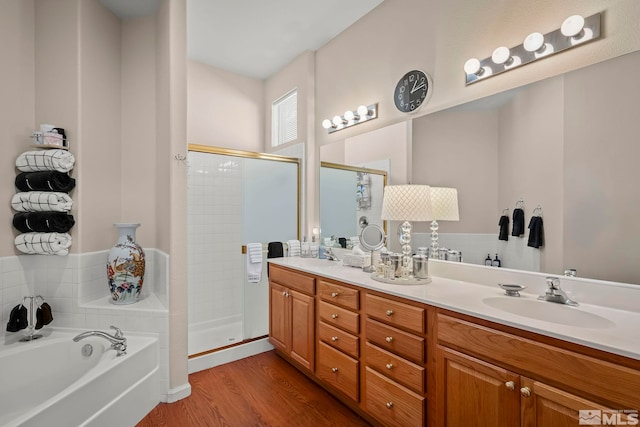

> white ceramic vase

[{"left": 107, "top": 223, "right": 145, "bottom": 304}]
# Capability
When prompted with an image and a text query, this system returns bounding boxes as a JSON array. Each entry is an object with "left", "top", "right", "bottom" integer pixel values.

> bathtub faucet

[{"left": 73, "top": 325, "right": 127, "bottom": 356}]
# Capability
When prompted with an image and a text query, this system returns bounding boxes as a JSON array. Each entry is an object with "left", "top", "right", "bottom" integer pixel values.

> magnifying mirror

[{"left": 359, "top": 224, "right": 385, "bottom": 273}]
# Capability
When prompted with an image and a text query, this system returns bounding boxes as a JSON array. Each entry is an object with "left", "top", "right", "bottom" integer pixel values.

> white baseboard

[
  {"left": 163, "top": 382, "right": 192, "bottom": 403},
  {"left": 188, "top": 337, "right": 274, "bottom": 374}
]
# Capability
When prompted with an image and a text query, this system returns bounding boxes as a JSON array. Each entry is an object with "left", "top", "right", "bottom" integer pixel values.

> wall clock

[{"left": 393, "top": 70, "right": 432, "bottom": 113}]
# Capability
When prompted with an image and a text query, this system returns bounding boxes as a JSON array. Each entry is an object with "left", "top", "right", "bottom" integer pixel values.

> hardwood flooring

[{"left": 137, "top": 350, "right": 371, "bottom": 427}]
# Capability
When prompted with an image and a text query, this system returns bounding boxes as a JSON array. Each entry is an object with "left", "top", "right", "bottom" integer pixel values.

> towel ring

[
  {"left": 502, "top": 208, "right": 509, "bottom": 215},
  {"left": 533, "top": 205, "right": 543, "bottom": 216},
  {"left": 515, "top": 199, "right": 524, "bottom": 209}
]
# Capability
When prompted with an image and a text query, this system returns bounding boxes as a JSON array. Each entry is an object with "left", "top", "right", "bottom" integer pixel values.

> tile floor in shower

[{"left": 188, "top": 318, "right": 244, "bottom": 355}]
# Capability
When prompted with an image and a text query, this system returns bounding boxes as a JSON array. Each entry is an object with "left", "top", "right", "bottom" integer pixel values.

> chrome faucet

[
  {"left": 73, "top": 325, "right": 127, "bottom": 356},
  {"left": 325, "top": 247, "right": 341, "bottom": 261},
  {"left": 538, "top": 277, "right": 578, "bottom": 306}
]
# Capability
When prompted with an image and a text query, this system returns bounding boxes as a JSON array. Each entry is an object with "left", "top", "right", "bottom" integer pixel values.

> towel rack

[
  {"left": 533, "top": 205, "right": 543, "bottom": 216},
  {"left": 515, "top": 198, "right": 524, "bottom": 209}
]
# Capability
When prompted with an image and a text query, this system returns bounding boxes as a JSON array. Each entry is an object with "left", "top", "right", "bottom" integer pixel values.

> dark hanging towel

[
  {"left": 338, "top": 237, "right": 348, "bottom": 248},
  {"left": 6, "top": 304, "right": 28, "bottom": 332},
  {"left": 267, "top": 242, "right": 284, "bottom": 258},
  {"left": 13, "top": 212, "right": 75, "bottom": 233},
  {"left": 498, "top": 215, "right": 509, "bottom": 241},
  {"left": 35, "top": 302, "right": 53, "bottom": 330},
  {"left": 512, "top": 208, "right": 525, "bottom": 237},
  {"left": 15, "top": 171, "right": 76, "bottom": 193},
  {"left": 527, "top": 216, "right": 544, "bottom": 248}
]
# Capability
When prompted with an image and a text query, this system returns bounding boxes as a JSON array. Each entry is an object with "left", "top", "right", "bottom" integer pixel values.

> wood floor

[{"left": 137, "top": 350, "right": 371, "bottom": 427}]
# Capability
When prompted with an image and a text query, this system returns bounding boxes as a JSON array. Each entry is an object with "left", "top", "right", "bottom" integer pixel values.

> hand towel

[
  {"left": 16, "top": 149, "right": 75, "bottom": 173},
  {"left": 15, "top": 232, "right": 72, "bottom": 255},
  {"left": 267, "top": 242, "right": 284, "bottom": 258},
  {"left": 6, "top": 304, "right": 28, "bottom": 332},
  {"left": 498, "top": 215, "right": 509, "bottom": 241},
  {"left": 512, "top": 208, "right": 525, "bottom": 237},
  {"left": 13, "top": 212, "right": 75, "bottom": 233},
  {"left": 246, "top": 243, "right": 263, "bottom": 283},
  {"left": 15, "top": 171, "right": 76, "bottom": 193},
  {"left": 527, "top": 216, "right": 544, "bottom": 248},
  {"left": 11, "top": 192, "right": 73, "bottom": 212},
  {"left": 287, "top": 240, "right": 301, "bottom": 257}
]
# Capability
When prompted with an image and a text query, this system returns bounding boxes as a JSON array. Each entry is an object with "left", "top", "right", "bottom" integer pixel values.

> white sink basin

[{"left": 482, "top": 297, "right": 615, "bottom": 329}]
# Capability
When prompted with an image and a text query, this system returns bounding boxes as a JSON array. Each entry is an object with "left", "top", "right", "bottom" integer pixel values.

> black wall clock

[{"left": 394, "top": 70, "right": 432, "bottom": 113}]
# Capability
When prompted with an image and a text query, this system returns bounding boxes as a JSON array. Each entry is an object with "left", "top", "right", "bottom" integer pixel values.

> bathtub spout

[{"left": 73, "top": 325, "right": 127, "bottom": 356}]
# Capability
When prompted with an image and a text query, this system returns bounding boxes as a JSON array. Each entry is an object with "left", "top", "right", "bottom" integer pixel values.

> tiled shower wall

[{"left": 0, "top": 250, "right": 171, "bottom": 401}]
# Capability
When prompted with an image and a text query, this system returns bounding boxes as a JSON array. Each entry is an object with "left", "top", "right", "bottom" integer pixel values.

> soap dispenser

[
  {"left": 310, "top": 236, "right": 319, "bottom": 258},
  {"left": 301, "top": 236, "right": 310, "bottom": 258},
  {"left": 492, "top": 253, "right": 501, "bottom": 268},
  {"left": 485, "top": 254, "right": 492, "bottom": 266}
]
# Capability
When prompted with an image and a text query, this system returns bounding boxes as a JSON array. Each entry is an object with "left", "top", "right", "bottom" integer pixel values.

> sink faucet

[
  {"left": 538, "top": 277, "right": 578, "bottom": 306},
  {"left": 325, "top": 247, "right": 341, "bottom": 261},
  {"left": 73, "top": 325, "right": 127, "bottom": 356}
]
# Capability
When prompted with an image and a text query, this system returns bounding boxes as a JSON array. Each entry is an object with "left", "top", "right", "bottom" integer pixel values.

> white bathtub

[{"left": 0, "top": 328, "right": 159, "bottom": 427}]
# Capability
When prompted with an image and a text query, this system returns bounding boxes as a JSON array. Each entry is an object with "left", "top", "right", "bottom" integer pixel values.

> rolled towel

[
  {"left": 287, "top": 240, "right": 301, "bottom": 257},
  {"left": 512, "top": 208, "right": 525, "bottom": 237},
  {"left": 13, "top": 212, "right": 75, "bottom": 233},
  {"left": 16, "top": 149, "right": 75, "bottom": 173},
  {"left": 11, "top": 192, "right": 73, "bottom": 212},
  {"left": 15, "top": 171, "right": 76, "bottom": 192},
  {"left": 498, "top": 215, "right": 509, "bottom": 241},
  {"left": 15, "top": 232, "right": 72, "bottom": 255}
]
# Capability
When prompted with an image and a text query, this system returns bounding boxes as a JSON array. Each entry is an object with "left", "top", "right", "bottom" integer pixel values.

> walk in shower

[{"left": 187, "top": 145, "right": 299, "bottom": 366}]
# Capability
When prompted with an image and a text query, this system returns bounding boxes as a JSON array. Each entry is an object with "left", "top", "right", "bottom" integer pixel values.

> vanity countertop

[{"left": 268, "top": 257, "right": 640, "bottom": 361}]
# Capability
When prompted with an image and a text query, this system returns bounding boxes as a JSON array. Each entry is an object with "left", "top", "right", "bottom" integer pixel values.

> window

[{"left": 272, "top": 89, "right": 298, "bottom": 147}]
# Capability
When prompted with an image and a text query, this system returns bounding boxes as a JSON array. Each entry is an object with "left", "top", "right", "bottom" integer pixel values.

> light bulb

[
  {"left": 344, "top": 110, "right": 357, "bottom": 121},
  {"left": 463, "top": 58, "right": 482, "bottom": 75},
  {"left": 357, "top": 105, "right": 370, "bottom": 117},
  {"left": 561, "top": 15, "right": 585, "bottom": 37},
  {"left": 491, "top": 46, "right": 512, "bottom": 65},
  {"left": 524, "top": 32, "right": 545, "bottom": 52},
  {"left": 322, "top": 119, "right": 333, "bottom": 129},
  {"left": 332, "top": 115, "right": 345, "bottom": 127}
]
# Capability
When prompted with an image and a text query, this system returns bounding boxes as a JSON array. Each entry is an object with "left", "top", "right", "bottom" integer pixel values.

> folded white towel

[
  {"left": 287, "top": 240, "right": 301, "bottom": 257},
  {"left": 11, "top": 192, "right": 73, "bottom": 212},
  {"left": 15, "top": 232, "right": 72, "bottom": 255},
  {"left": 16, "top": 149, "right": 75, "bottom": 173},
  {"left": 246, "top": 243, "right": 263, "bottom": 283}
]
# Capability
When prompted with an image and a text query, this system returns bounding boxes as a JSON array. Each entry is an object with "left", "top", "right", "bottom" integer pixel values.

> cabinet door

[
  {"left": 438, "top": 346, "right": 520, "bottom": 427},
  {"left": 289, "top": 288, "right": 315, "bottom": 371},
  {"left": 520, "top": 377, "right": 638, "bottom": 427},
  {"left": 269, "top": 282, "right": 288, "bottom": 352}
]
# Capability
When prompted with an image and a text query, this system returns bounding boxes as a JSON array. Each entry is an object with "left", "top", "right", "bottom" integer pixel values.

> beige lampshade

[
  {"left": 430, "top": 187, "right": 460, "bottom": 221},
  {"left": 381, "top": 185, "right": 432, "bottom": 221}
]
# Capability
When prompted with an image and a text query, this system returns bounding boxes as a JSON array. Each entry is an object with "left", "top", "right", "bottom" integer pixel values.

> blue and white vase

[{"left": 107, "top": 223, "right": 145, "bottom": 304}]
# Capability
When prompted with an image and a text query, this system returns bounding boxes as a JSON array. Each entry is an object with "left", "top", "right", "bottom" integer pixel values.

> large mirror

[
  {"left": 320, "top": 162, "right": 387, "bottom": 242},
  {"left": 321, "top": 50, "right": 640, "bottom": 286}
]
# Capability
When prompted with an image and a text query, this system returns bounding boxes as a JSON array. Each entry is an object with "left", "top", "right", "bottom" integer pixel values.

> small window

[{"left": 272, "top": 89, "right": 298, "bottom": 147}]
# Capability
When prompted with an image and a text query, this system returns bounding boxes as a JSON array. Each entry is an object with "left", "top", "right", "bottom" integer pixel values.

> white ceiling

[{"left": 100, "top": 0, "right": 383, "bottom": 80}]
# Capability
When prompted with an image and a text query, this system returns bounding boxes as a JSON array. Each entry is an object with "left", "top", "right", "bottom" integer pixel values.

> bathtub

[{"left": 0, "top": 328, "right": 159, "bottom": 427}]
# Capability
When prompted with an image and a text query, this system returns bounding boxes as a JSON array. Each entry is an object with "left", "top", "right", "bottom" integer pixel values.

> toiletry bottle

[
  {"left": 485, "top": 254, "right": 492, "bottom": 266},
  {"left": 492, "top": 253, "right": 501, "bottom": 267},
  {"left": 310, "top": 236, "right": 319, "bottom": 258},
  {"left": 301, "top": 236, "right": 310, "bottom": 258},
  {"left": 318, "top": 238, "right": 327, "bottom": 259}
]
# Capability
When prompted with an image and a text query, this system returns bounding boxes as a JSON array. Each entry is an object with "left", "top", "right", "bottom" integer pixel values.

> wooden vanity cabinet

[
  {"left": 363, "top": 292, "right": 427, "bottom": 427},
  {"left": 268, "top": 266, "right": 315, "bottom": 372},
  {"left": 435, "top": 311, "right": 640, "bottom": 427}
]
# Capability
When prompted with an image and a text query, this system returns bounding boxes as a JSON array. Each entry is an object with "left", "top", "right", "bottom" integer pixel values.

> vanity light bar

[
  {"left": 464, "top": 13, "right": 601, "bottom": 85},
  {"left": 322, "top": 103, "right": 378, "bottom": 134}
]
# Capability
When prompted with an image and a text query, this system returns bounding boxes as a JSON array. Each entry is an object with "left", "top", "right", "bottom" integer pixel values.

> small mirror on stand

[{"left": 359, "top": 224, "right": 385, "bottom": 273}]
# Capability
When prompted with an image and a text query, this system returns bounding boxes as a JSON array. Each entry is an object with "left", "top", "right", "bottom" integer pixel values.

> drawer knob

[
  {"left": 386, "top": 402, "right": 393, "bottom": 409},
  {"left": 520, "top": 387, "right": 531, "bottom": 397},
  {"left": 505, "top": 381, "right": 515, "bottom": 391},
  {"left": 331, "top": 314, "right": 339, "bottom": 319},
  {"left": 282, "top": 291, "right": 288, "bottom": 297},
  {"left": 386, "top": 309, "right": 394, "bottom": 316},
  {"left": 331, "top": 292, "right": 339, "bottom": 298},
  {"left": 385, "top": 336, "right": 393, "bottom": 343},
  {"left": 331, "top": 367, "right": 339, "bottom": 373},
  {"left": 331, "top": 336, "right": 338, "bottom": 342},
  {"left": 386, "top": 363, "right": 394, "bottom": 370}
]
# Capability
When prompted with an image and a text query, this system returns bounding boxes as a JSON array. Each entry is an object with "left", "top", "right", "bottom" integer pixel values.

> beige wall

[{"left": 187, "top": 60, "right": 263, "bottom": 152}]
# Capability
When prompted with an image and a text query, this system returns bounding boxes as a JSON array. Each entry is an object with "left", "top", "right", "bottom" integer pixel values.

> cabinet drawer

[
  {"left": 365, "top": 293, "right": 425, "bottom": 334},
  {"left": 317, "top": 341, "right": 359, "bottom": 402},
  {"left": 319, "top": 321, "right": 359, "bottom": 358},
  {"left": 319, "top": 300, "right": 360, "bottom": 334},
  {"left": 364, "top": 367, "right": 424, "bottom": 427},
  {"left": 269, "top": 265, "right": 315, "bottom": 295},
  {"left": 437, "top": 313, "right": 640, "bottom": 410},
  {"left": 366, "top": 318, "right": 424, "bottom": 364},
  {"left": 365, "top": 342, "right": 425, "bottom": 394},
  {"left": 318, "top": 280, "right": 359, "bottom": 310}
]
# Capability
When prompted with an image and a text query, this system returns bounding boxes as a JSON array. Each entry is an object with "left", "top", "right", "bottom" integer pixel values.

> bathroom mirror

[
  {"left": 319, "top": 162, "right": 387, "bottom": 241},
  {"left": 320, "top": 51, "right": 640, "bottom": 286}
]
